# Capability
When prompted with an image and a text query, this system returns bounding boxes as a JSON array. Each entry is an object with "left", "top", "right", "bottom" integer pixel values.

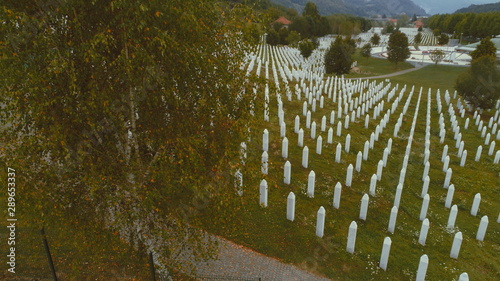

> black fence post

[
  {"left": 41, "top": 227, "right": 58, "bottom": 281},
  {"left": 149, "top": 252, "right": 156, "bottom": 281}
]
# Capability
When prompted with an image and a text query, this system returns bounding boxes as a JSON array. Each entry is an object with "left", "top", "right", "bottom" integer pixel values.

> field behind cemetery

[{"left": 199, "top": 45, "right": 500, "bottom": 280}]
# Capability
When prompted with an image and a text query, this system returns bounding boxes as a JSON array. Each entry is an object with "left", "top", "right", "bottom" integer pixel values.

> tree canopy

[
  {"left": 0, "top": 0, "right": 259, "bottom": 273},
  {"left": 470, "top": 37, "right": 497, "bottom": 60},
  {"left": 387, "top": 31, "right": 411, "bottom": 67},
  {"left": 324, "top": 36, "right": 355, "bottom": 75}
]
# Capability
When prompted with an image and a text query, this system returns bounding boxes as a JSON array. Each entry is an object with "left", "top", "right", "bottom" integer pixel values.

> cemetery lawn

[
  {"left": 343, "top": 51, "right": 415, "bottom": 78},
  {"left": 199, "top": 64, "right": 500, "bottom": 280}
]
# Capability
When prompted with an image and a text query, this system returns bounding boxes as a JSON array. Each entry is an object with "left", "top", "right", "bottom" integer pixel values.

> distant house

[
  {"left": 388, "top": 19, "right": 398, "bottom": 25},
  {"left": 274, "top": 16, "right": 291, "bottom": 27},
  {"left": 414, "top": 20, "right": 424, "bottom": 29}
]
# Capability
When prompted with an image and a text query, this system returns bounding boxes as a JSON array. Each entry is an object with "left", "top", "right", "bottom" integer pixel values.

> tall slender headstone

[
  {"left": 328, "top": 128, "right": 333, "bottom": 144},
  {"left": 388, "top": 206, "right": 398, "bottom": 234},
  {"left": 333, "top": 182, "right": 342, "bottom": 209},
  {"left": 360, "top": 193, "right": 369, "bottom": 220},
  {"left": 307, "top": 170, "right": 315, "bottom": 198},
  {"left": 420, "top": 194, "right": 430, "bottom": 221},
  {"left": 316, "top": 206, "right": 326, "bottom": 238},
  {"left": 416, "top": 255, "right": 429, "bottom": 281},
  {"left": 444, "top": 168, "right": 452, "bottom": 188},
  {"left": 261, "top": 151, "right": 268, "bottom": 175},
  {"left": 418, "top": 218, "right": 430, "bottom": 246},
  {"left": 379, "top": 237, "right": 392, "bottom": 271},
  {"left": 259, "top": 179, "right": 268, "bottom": 207},
  {"left": 302, "top": 146, "right": 309, "bottom": 168},
  {"left": 422, "top": 161, "right": 430, "bottom": 181},
  {"left": 445, "top": 184, "right": 455, "bottom": 208},
  {"left": 310, "top": 121, "right": 317, "bottom": 139},
  {"left": 394, "top": 183, "right": 403, "bottom": 208},
  {"left": 377, "top": 160, "right": 383, "bottom": 181},
  {"left": 363, "top": 141, "right": 369, "bottom": 160},
  {"left": 282, "top": 137, "right": 289, "bottom": 159},
  {"left": 450, "top": 232, "right": 463, "bottom": 259},
  {"left": 316, "top": 136, "right": 323, "bottom": 155},
  {"left": 471, "top": 193, "right": 481, "bottom": 216},
  {"left": 346, "top": 221, "right": 358, "bottom": 254},
  {"left": 370, "top": 174, "right": 378, "bottom": 196},
  {"left": 488, "top": 141, "right": 496, "bottom": 155},
  {"left": 337, "top": 121, "right": 342, "bottom": 137},
  {"left": 476, "top": 215, "right": 489, "bottom": 241},
  {"left": 298, "top": 128, "right": 304, "bottom": 147},
  {"left": 284, "top": 161, "right": 291, "bottom": 185},
  {"left": 475, "top": 145, "right": 482, "bottom": 161},
  {"left": 355, "top": 151, "right": 363, "bottom": 172},
  {"left": 383, "top": 147, "right": 389, "bottom": 167},
  {"left": 421, "top": 176, "right": 430, "bottom": 198},
  {"left": 287, "top": 192, "right": 295, "bottom": 221},
  {"left": 447, "top": 205, "right": 458, "bottom": 229},
  {"left": 262, "top": 129, "right": 269, "bottom": 152},
  {"left": 346, "top": 164, "right": 354, "bottom": 187},
  {"left": 345, "top": 134, "right": 351, "bottom": 153},
  {"left": 442, "top": 145, "right": 448, "bottom": 162},
  {"left": 335, "top": 143, "right": 342, "bottom": 163}
]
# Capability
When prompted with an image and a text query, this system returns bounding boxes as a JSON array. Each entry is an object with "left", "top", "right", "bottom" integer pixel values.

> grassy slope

[{"left": 200, "top": 64, "right": 500, "bottom": 280}]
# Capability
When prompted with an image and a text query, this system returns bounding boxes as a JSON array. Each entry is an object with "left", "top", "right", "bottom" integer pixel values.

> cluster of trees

[
  {"left": 427, "top": 12, "right": 500, "bottom": 40},
  {"left": 456, "top": 37, "right": 500, "bottom": 109},
  {"left": 266, "top": 2, "right": 371, "bottom": 47}
]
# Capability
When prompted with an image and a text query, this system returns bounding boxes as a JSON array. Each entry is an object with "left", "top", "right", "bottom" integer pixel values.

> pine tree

[{"left": 387, "top": 31, "right": 411, "bottom": 68}]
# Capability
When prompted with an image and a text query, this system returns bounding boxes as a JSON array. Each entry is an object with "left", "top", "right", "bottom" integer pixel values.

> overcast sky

[{"left": 413, "top": 0, "right": 499, "bottom": 14}]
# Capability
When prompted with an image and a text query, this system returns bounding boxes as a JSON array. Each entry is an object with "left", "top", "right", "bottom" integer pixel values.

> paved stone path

[{"left": 194, "top": 237, "right": 332, "bottom": 281}]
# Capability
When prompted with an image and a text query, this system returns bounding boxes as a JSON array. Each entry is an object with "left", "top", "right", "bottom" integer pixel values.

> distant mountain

[
  {"left": 269, "top": 0, "right": 427, "bottom": 17},
  {"left": 455, "top": 2, "right": 500, "bottom": 13}
]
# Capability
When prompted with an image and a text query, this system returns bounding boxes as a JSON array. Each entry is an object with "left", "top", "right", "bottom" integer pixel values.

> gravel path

[{"left": 193, "top": 237, "right": 332, "bottom": 281}]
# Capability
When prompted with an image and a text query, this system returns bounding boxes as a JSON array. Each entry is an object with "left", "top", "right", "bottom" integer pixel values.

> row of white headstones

[{"left": 242, "top": 42, "right": 499, "bottom": 280}]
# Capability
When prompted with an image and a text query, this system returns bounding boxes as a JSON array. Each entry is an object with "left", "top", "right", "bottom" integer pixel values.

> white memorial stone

[
  {"left": 355, "top": 152, "right": 362, "bottom": 172},
  {"left": 316, "top": 206, "right": 326, "bottom": 238},
  {"left": 445, "top": 184, "right": 455, "bottom": 208},
  {"left": 360, "top": 193, "right": 369, "bottom": 220},
  {"left": 377, "top": 160, "right": 383, "bottom": 181},
  {"left": 388, "top": 206, "right": 398, "bottom": 234},
  {"left": 379, "top": 237, "right": 392, "bottom": 271},
  {"left": 363, "top": 141, "right": 369, "bottom": 160},
  {"left": 333, "top": 182, "right": 342, "bottom": 209},
  {"left": 261, "top": 151, "right": 268, "bottom": 175},
  {"left": 420, "top": 194, "right": 430, "bottom": 221},
  {"left": 298, "top": 128, "right": 304, "bottom": 147},
  {"left": 287, "top": 192, "right": 295, "bottom": 221},
  {"left": 262, "top": 129, "right": 269, "bottom": 152},
  {"left": 394, "top": 183, "right": 403, "bottom": 208},
  {"left": 346, "top": 164, "right": 353, "bottom": 186},
  {"left": 458, "top": 273, "right": 469, "bottom": 281},
  {"left": 447, "top": 205, "right": 458, "bottom": 229},
  {"left": 307, "top": 170, "right": 316, "bottom": 198},
  {"left": 370, "top": 174, "right": 377, "bottom": 196},
  {"left": 450, "top": 232, "right": 463, "bottom": 259},
  {"left": 259, "top": 179, "right": 268, "bottom": 207},
  {"left": 419, "top": 218, "right": 430, "bottom": 246},
  {"left": 346, "top": 221, "right": 358, "bottom": 254},
  {"left": 475, "top": 145, "right": 482, "bottom": 162},
  {"left": 421, "top": 176, "right": 430, "bottom": 198},
  {"left": 476, "top": 215, "right": 489, "bottom": 241},
  {"left": 345, "top": 134, "right": 351, "bottom": 153},
  {"left": 302, "top": 146, "right": 309, "bottom": 168},
  {"left": 471, "top": 193, "right": 481, "bottom": 216},
  {"left": 416, "top": 255, "right": 429, "bottom": 281},
  {"left": 327, "top": 128, "right": 333, "bottom": 144},
  {"left": 444, "top": 168, "right": 452, "bottom": 189}
]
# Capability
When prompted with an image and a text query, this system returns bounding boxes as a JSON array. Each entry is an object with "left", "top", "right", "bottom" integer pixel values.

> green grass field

[{"left": 200, "top": 64, "right": 500, "bottom": 280}]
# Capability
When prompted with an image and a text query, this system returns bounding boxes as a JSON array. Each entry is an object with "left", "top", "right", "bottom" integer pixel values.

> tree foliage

[
  {"left": 325, "top": 36, "right": 355, "bottom": 75},
  {"left": 456, "top": 56, "right": 500, "bottom": 109},
  {"left": 370, "top": 33, "right": 381, "bottom": 46},
  {"left": 361, "top": 43, "right": 372, "bottom": 58},
  {"left": 414, "top": 32, "right": 422, "bottom": 47},
  {"left": 0, "top": 0, "right": 259, "bottom": 273},
  {"left": 429, "top": 49, "right": 446, "bottom": 64},
  {"left": 299, "top": 40, "right": 315, "bottom": 59},
  {"left": 387, "top": 31, "right": 411, "bottom": 67},
  {"left": 470, "top": 37, "right": 497, "bottom": 60},
  {"left": 438, "top": 33, "right": 449, "bottom": 45},
  {"left": 428, "top": 12, "right": 500, "bottom": 39}
]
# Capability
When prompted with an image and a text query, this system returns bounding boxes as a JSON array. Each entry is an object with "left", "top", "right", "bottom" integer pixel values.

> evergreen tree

[
  {"left": 387, "top": 31, "right": 411, "bottom": 67},
  {"left": 470, "top": 37, "right": 497, "bottom": 60},
  {"left": 370, "top": 33, "right": 381, "bottom": 46},
  {"left": 361, "top": 43, "right": 372, "bottom": 58},
  {"left": 325, "top": 36, "right": 354, "bottom": 75}
]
